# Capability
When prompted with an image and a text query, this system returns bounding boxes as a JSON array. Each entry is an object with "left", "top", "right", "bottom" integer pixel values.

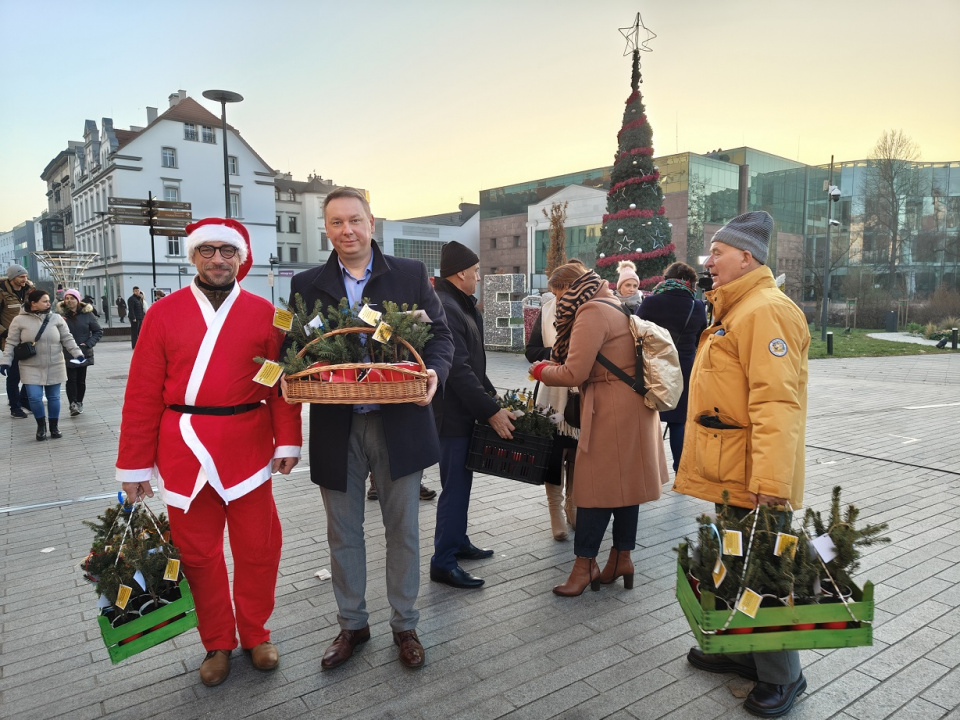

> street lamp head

[{"left": 202, "top": 89, "right": 243, "bottom": 104}]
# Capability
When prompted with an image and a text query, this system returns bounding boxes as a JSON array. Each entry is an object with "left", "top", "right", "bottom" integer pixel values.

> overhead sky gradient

[{"left": 1, "top": 0, "right": 958, "bottom": 232}]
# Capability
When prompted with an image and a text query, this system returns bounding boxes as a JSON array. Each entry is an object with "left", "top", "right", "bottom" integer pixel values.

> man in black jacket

[
  {"left": 430, "top": 242, "right": 514, "bottom": 589},
  {"left": 288, "top": 188, "right": 453, "bottom": 671},
  {"left": 127, "top": 287, "right": 145, "bottom": 348}
]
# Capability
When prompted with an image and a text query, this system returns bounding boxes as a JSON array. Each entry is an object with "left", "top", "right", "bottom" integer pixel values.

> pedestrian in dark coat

[
  {"left": 287, "top": 187, "right": 453, "bottom": 672},
  {"left": 429, "top": 241, "right": 515, "bottom": 590},
  {"left": 127, "top": 287, "right": 145, "bottom": 348},
  {"left": 116, "top": 296, "right": 127, "bottom": 323},
  {"left": 638, "top": 262, "right": 708, "bottom": 472},
  {"left": 59, "top": 289, "right": 103, "bottom": 416}
]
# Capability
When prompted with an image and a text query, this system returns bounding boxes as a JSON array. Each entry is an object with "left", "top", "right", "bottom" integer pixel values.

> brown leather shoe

[
  {"left": 393, "top": 629, "right": 425, "bottom": 668},
  {"left": 419, "top": 483, "right": 437, "bottom": 500},
  {"left": 247, "top": 641, "right": 279, "bottom": 671},
  {"left": 321, "top": 626, "right": 371, "bottom": 669},
  {"left": 199, "top": 649, "right": 231, "bottom": 687}
]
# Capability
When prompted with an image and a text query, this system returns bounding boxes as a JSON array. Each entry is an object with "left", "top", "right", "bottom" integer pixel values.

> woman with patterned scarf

[
  {"left": 638, "top": 262, "right": 708, "bottom": 472},
  {"left": 530, "top": 262, "right": 669, "bottom": 597}
]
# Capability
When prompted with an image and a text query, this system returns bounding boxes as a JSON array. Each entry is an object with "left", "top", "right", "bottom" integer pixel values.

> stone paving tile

[{"left": 1, "top": 346, "right": 960, "bottom": 718}]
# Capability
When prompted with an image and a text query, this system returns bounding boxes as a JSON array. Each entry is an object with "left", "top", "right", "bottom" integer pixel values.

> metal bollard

[
  {"left": 953, "top": 328, "right": 958, "bottom": 350},
  {"left": 827, "top": 331, "right": 833, "bottom": 355}
]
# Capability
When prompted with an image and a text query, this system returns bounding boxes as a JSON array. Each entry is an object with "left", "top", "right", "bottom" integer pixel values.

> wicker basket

[{"left": 285, "top": 327, "right": 429, "bottom": 404}]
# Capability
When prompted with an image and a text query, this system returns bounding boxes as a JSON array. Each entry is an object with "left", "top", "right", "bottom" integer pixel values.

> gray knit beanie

[
  {"left": 711, "top": 211, "right": 773, "bottom": 264},
  {"left": 6, "top": 264, "right": 27, "bottom": 280}
]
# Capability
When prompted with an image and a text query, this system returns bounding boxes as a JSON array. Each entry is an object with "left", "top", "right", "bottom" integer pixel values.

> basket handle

[{"left": 295, "top": 326, "right": 427, "bottom": 372}]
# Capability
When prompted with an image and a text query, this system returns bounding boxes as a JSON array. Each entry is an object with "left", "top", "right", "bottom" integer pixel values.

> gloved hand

[
  {"left": 529, "top": 361, "right": 554, "bottom": 382},
  {"left": 73, "top": 355, "right": 86, "bottom": 364},
  {"left": 0, "top": 365, "right": 8, "bottom": 376}
]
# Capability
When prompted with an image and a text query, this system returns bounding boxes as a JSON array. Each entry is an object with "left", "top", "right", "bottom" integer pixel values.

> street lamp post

[
  {"left": 820, "top": 156, "right": 839, "bottom": 342},
  {"left": 93, "top": 211, "right": 112, "bottom": 326},
  {"left": 268, "top": 253, "right": 279, "bottom": 306},
  {"left": 202, "top": 89, "right": 243, "bottom": 218}
]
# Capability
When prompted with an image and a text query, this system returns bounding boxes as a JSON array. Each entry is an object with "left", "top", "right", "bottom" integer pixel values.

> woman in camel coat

[{"left": 530, "top": 262, "right": 669, "bottom": 596}]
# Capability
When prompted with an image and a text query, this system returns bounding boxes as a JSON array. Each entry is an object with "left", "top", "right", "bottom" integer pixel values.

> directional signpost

[{"left": 107, "top": 194, "right": 193, "bottom": 287}]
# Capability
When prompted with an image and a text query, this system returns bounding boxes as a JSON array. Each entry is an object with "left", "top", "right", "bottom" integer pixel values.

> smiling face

[
  {"left": 64, "top": 295, "right": 79, "bottom": 312},
  {"left": 325, "top": 197, "right": 375, "bottom": 268},
  {"left": 193, "top": 242, "right": 240, "bottom": 287},
  {"left": 704, "top": 241, "right": 757, "bottom": 290}
]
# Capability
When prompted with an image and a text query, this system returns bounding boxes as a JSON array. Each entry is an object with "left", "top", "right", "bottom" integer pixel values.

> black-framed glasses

[{"left": 196, "top": 244, "right": 238, "bottom": 259}]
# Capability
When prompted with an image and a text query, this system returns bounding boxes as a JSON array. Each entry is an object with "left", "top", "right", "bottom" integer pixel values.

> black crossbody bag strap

[
  {"left": 33, "top": 314, "right": 51, "bottom": 343},
  {"left": 594, "top": 299, "right": 646, "bottom": 396}
]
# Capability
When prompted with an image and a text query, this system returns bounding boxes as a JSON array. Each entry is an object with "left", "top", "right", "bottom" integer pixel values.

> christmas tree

[{"left": 595, "top": 19, "right": 675, "bottom": 287}]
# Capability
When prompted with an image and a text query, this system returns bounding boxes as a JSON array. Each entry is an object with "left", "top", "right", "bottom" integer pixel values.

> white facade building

[{"left": 68, "top": 90, "right": 278, "bottom": 316}]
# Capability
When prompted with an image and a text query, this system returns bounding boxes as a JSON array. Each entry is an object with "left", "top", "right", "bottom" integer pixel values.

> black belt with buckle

[{"left": 169, "top": 403, "right": 263, "bottom": 416}]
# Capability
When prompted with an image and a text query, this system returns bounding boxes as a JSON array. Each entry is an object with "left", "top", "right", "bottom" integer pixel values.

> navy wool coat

[
  {"left": 637, "top": 289, "right": 708, "bottom": 424},
  {"left": 289, "top": 241, "right": 454, "bottom": 491}
]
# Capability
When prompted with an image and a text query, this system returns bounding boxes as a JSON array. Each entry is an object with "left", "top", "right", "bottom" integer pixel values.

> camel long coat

[{"left": 539, "top": 286, "right": 669, "bottom": 508}]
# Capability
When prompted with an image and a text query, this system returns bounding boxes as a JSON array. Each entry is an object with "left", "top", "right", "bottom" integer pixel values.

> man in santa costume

[{"left": 116, "top": 217, "right": 302, "bottom": 687}]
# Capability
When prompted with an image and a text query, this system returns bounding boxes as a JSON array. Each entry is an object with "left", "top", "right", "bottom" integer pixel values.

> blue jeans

[
  {"left": 573, "top": 505, "right": 639, "bottom": 558},
  {"left": 25, "top": 384, "right": 61, "bottom": 421},
  {"left": 6, "top": 356, "right": 28, "bottom": 411}
]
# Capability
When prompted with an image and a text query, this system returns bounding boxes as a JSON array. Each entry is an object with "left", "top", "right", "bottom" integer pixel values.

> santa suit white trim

[{"left": 116, "top": 281, "right": 301, "bottom": 512}]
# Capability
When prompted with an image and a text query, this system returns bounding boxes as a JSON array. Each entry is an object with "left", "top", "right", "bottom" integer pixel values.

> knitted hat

[
  {"left": 440, "top": 241, "right": 479, "bottom": 278},
  {"left": 711, "top": 211, "right": 773, "bottom": 264},
  {"left": 6, "top": 264, "right": 27, "bottom": 280},
  {"left": 616, "top": 260, "right": 640, "bottom": 291},
  {"left": 185, "top": 217, "right": 252, "bottom": 281},
  {"left": 63, "top": 289, "right": 83, "bottom": 303}
]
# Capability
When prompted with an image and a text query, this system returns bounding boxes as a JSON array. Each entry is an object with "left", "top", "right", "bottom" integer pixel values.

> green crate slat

[
  {"left": 97, "top": 578, "right": 199, "bottom": 663},
  {"left": 675, "top": 559, "right": 874, "bottom": 654}
]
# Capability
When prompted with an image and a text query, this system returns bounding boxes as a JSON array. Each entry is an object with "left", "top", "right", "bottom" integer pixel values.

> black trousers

[{"left": 66, "top": 366, "right": 88, "bottom": 403}]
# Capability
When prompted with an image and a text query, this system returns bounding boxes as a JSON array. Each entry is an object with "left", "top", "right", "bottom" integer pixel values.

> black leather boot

[
  {"left": 36, "top": 418, "right": 47, "bottom": 441},
  {"left": 49, "top": 418, "right": 62, "bottom": 439}
]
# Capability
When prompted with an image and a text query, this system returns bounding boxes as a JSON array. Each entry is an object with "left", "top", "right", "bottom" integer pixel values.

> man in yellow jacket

[{"left": 675, "top": 211, "right": 810, "bottom": 718}]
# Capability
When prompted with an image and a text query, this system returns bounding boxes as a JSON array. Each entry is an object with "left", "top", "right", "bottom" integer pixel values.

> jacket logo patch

[{"left": 768, "top": 338, "right": 788, "bottom": 356}]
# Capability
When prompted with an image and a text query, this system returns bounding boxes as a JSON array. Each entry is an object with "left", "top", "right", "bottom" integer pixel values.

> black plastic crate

[{"left": 466, "top": 423, "right": 553, "bottom": 485}]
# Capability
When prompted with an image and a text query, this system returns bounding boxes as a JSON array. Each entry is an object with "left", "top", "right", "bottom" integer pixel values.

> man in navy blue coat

[
  {"left": 430, "top": 242, "right": 515, "bottom": 590},
  {"left": 288, "top": 188, "right": 453, "bottom": 671}
]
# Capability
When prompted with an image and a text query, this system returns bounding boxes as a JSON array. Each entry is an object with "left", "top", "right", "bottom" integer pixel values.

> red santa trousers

[{"left": 167, "top": 480, "right": 282, "bottom": 651}]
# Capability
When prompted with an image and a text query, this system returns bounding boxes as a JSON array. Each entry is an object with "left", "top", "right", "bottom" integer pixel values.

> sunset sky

[{"left": 1, "top": 0, "right": 958, "bottom": 231}]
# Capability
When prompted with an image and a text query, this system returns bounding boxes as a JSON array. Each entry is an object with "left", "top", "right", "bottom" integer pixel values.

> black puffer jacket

[{"left": 58, "top": 301, "right": 103, "bottom": 358}]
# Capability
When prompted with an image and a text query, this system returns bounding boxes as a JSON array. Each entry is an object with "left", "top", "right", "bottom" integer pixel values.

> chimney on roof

[
  {"left": 168, "top": 90, "right": 188, "bottom": 108},
  {"left": 146, "top": 107, "right": 158, "bottom": 124}
]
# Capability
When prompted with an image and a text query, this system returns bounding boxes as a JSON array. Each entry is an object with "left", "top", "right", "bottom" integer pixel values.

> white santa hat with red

[{"left": 185, "top": 217, "right": 253, "bottom": 281}]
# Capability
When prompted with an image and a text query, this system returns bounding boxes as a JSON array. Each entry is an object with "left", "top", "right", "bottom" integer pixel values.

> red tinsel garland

[
  {"left": 625, "top": 90, "right": 640, "bottom": 105},
  {"left": 639, "top": 275, "right": 664, "bottom": 291},
  {"left": 603, "top": 207, "right": 659, "bottom": 223},
  {"left": 608, "top": 172, "right": 660, "bottom": 196},
  {"left": 596, "top": 243, "right": 676, "bottom": 269}
]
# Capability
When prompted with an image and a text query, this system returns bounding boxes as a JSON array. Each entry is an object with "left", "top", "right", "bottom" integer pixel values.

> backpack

[{"left": 595, "top": 300, "right": 683, "bottom": 412}]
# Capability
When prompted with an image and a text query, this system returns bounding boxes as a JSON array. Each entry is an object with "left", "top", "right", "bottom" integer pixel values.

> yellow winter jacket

[{"left": 674, "top": 266, "right": 809, "bottom": 509}]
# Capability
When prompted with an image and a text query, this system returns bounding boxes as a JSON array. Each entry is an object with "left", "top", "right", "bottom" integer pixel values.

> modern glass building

[{"left": 480, "top": 148, "right": 960, "bottom": 301}]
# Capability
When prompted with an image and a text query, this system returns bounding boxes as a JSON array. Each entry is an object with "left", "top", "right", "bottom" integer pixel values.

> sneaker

[
  {"left": 10, "top": 408, "right": 28, "bottom": 419},
  {"left": 419, "top": 483, "right": 437, "bottom": 501},
  {"left": 69, "top": 402, "right": 79, "bottom": 417},
  {"left": 76, "top": 402, "right": 84, "bottom": 414}
]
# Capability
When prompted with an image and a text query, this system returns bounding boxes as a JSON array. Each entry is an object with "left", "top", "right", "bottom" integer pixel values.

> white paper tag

[
  {"left": 306, "top": 315, "right": 325, "bottom": 332},
  {"left": 97, "top": 594, "right": 112, "bottom": 610},
  {"left": 133, "top": 570, "right": 147, "bottom": 591},
  {"left": 358, "top": 304, "right": 382, "bottom": 326},
  {"left": 811, "top": 534, "right": 838, "bottom": 564}
]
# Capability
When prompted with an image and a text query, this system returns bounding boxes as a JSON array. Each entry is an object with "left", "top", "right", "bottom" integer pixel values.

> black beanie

[{"left": 440, "top": 241, "right": 479, "bottom": 278}]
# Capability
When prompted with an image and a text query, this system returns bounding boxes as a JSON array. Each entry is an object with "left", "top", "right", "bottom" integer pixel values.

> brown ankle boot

[
  {"left": 552, "top": 556, "right": 601, "bottom": 596},
  {"left": 544, "top": 483, "right": 568, "bottom": 540},
  {"left": 598, "top": 548, "right": 635, "bottom": 588}
]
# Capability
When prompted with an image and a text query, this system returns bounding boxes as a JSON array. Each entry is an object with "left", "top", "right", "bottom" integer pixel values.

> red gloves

[{"left": 529, "top": 361, "right": 551, "bottom": 382}]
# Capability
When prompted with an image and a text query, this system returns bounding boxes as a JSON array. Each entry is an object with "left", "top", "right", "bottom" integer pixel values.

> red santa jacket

[{"left": 115, "top": 282, "right": 302, "bottom": 511}]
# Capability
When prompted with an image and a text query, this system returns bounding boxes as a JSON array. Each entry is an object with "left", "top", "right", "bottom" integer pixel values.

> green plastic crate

[
  {"left": 97, "top": 579, "right": 199, "bottom": 663},
  {"left": 675, "top": 558, "right": 873, "bottom": 654}
]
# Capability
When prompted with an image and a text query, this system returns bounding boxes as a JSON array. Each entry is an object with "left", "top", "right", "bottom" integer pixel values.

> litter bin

[{"left": 885, "top": 310, "right": 898, "bottom": 332}]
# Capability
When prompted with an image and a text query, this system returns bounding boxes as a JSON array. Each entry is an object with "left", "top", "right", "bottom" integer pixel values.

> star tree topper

[{"left": 619, "top": 12, "right": 657, "bottom": 56}]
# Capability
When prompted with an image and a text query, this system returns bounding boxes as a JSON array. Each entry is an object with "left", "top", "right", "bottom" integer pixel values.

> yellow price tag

[
  {"left": 712, "top": 558, "right": 727, "bottom": 588},
  {"left": 774, "top": 532, "right": 799, "bottom": 559},
  {"left": 115, "top": 584, "right": 132, "bottom": 610},
  {"left": 163, "top": 558, "right": 181, "bottom": 582},
  {"left": 358, "top": 304, "right": 382, "bottom": 326},
  {"left": 736, "top": 588, "right": 763, "bottom": 618},
  {"left": 722, "top": 530, "right": 743, "bottom": 556},
  {"left": 272, "top": 308, "right": 293, "bottom": 331},
  {"left": 372, "top": 322, "right": 393, "bottom": 344},
  {"left": 253, "top": 360, "right": 282, "bottom": 387}
]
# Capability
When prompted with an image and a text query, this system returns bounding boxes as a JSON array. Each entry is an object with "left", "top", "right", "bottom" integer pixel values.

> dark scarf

[
  {"left": 195, "top": 277, "right": 236, "bottom": 311},
  {"left": 652, "top": 278, "right": 694, "bottom": 297},
  {"left": 552, "top": 270, "right": 604, "bottom": 364}
]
